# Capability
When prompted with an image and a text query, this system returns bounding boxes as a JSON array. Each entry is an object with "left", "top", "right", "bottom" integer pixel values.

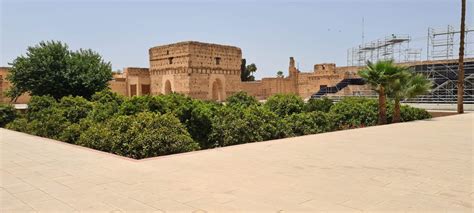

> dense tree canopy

[
  {"left": 3, "top": 92, "right": 431, "bottom": 159},
  {"left": 7, "top": 41, "right": 112, "bottom": 100}
]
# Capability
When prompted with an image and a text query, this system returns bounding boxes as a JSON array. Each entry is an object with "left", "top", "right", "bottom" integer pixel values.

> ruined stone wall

[
  {"left": 0, "top": 67, "right": 31, "bottom": 104},
  {"left": 240, "top": 81, "right": 265, "bottom": 99},
  {"left": 240, "top": 77, "right": 296, "bottom": 100},
  {"left": 296, "top": 63, "right": 347, "bottom": 99},
  {"left": 148, "top": 41, "right": 242, "bottom": 101},
  {"left": 261, "top": 77, "right": 296, "bottom": 97},
  {"left": 239, "top": 59, "right": 366, "bottom": 100},
  {"left": 124, "top": 67, "right": 150, "bottom": 96},
  {"left": 109, "top": 73, "right": 128, "bottom": 96}
]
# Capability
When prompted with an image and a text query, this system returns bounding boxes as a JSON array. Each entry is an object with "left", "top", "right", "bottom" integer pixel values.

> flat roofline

[
  {"left": 149, "top": 41, "right": 241, "bottom": 51},
  {"left": 124, "top": 67, "right": 149, "bottom": 69}
]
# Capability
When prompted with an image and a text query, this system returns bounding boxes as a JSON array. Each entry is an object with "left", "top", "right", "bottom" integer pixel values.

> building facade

[
  {"left": 2, "top": 41, "right": 472, "bottom": 104},
  {"left": 108, "top": 41, "right": 368, "bottom": 101}
]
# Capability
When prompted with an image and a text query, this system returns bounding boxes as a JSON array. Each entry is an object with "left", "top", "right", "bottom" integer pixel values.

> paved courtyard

[{"left": 1, "top": 113, "right": 473, "bottom": 212}]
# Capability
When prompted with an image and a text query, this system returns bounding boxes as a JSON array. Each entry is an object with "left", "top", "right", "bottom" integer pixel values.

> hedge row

[{"left": 2, "top": 91, "right": 431, "bottom": 159}]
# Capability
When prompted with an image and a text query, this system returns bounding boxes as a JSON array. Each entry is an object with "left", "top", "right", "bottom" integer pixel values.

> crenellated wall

[
  {"left": 239, "top": 58, "right": 360, "bottom": 100},
  {"left": 2, "top": 41, "right": 471, "bottom": 105},
  {"left": 148, "top": 41, "right": 242, "bottom": 101}
]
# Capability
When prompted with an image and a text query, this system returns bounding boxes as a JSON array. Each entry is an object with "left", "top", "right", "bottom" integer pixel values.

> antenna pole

[{"left": 362, "top": 17, "right": 365, "bottom": 44}]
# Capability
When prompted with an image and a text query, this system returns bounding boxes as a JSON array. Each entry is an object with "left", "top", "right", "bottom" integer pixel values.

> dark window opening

[
  {"left": 215, "top": 57, "right": 221, "bottom": 65},
  {"left": 166, "top": 50, "right": 169, "bottom": 55},
  {"left": 130, "top": 84, "right": 137, "bottom": 96},
  {"left": 168, "top": 57, "right": 174, "bottom": 64},
  {"left": 141, "top": 84, "right": 150, "bottom": 95}
]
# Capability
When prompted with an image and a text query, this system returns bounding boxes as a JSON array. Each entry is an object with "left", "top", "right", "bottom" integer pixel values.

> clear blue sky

[{"left": 1, "top": 0, "right": 471, "bottom": 79}]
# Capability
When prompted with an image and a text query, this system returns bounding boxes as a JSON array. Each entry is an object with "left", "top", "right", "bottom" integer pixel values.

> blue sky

[{"left": 1, "top": 0, "right": 471, "bottom": 79}]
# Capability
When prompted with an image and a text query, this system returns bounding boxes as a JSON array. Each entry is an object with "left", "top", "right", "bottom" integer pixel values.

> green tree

[
  {"left": 0, "top": 104, "right": 16, "bottom": 127},
  {"left": 7, "top": 41, "right": 112, "bottom": 100},
  {"left": 387, "top": 71, "right": 432, "bottom": 123},
  {"left": 277, "top": 71, "right": 284, "bottom": 78},
  {"left": 358, "top": 60, "right": 402, "bottom": 124},
  {"left": 209, "top": 106, "right": 288, "bottom": 147},
  {"left": 226, "top": 91, "right": 259, "bottom": 107},
  {"left": 284, "top": 111, "right": 333, "bottom": 136},
  {"left": 240, "top": 59, "right": 257, "bottom": 81},
  {"left": 77, "top": 112, "right": 199, "bottom": 159},
  {"left": 264, "top": 94, "right": 304, "bottom": 117},
  {"left": 58, "top": 96, "right": 93, "bottom": 123},
  {"left": 304, "top": 97, "right": 333, "bottom": 113}
]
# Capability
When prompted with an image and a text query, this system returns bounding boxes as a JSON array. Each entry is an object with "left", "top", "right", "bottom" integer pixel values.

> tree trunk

[
  {"left": 378, "top": 86, "right": 387, "bottom": 125},
  {"left": 458, "top": 0, "right": 466, "bottom": 113},
  {"left": 393, "top": 98, "right": 401, "bottom": 123}
]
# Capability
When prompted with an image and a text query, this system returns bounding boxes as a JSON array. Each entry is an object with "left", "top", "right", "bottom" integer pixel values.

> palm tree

[
  {"left": 388, "top": 70, "right": 432, "bottom": 123},
  {"left": 458, "top": 0, "right": 466, "bottom": 113},
  {"left": 358, "top": 60, "right": 402, "bottom": 125}
]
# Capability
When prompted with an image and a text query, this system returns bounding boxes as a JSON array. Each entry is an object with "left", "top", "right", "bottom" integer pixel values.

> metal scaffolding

[
  {"left": 347, "top": 34, "right": 422, "bottom": 66},
  {"left": 408, "top": 25, "right": 474, "bottom": 103}
]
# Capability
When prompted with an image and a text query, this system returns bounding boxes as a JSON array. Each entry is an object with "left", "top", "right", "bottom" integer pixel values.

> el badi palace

[
  {"left": 1, "top": 41, "right": 456, "bottom": 103},
  {"left": 107, "top": 41, "right": 367, "bottom": 101},
  {"left": 4, "top": 41, "right": 474, "bottom": 104}
]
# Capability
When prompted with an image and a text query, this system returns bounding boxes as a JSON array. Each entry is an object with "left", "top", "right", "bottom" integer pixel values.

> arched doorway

[
  {"left": 164, "top": 80, "right": 172, "bottom": 94},
  {"left": 211, "top": 79, "right": 224, "bottom": 101}
]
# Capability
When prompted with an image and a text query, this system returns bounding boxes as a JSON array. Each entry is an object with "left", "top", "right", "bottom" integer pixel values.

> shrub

[
  {"left": 77, "top": 124, "right": 114, "bottom": 152},
  {"left": 91, "top": 89, "right": 125, "bottom": 104},
  {"left": 58, "top": 123, "right": 82, "bottom": 144},
  {"left": 17, "top": 96, "right": 71, "bottom": 139},
  {"left": 226, "top": 91, "right": 260, "bottom": 107},
  {"left": 304, "top": 97, "right": 333, "bottom": 113},
  {"left": 27, "top": 108, "right": 71, "bottom": 139},
  {"left": 264, "top": 94, "right": 304, "bottom": 117},
  {"left": 329, "top": 97, "right": 378, "bottom": 129},
  {"left": 209, "top": 106, "right": 288, "bottom": 147},
  {"left": 400, "top": 105, "right": 431, "bottom": 121},
  {"left": 158, "top": 93, "right": 194, "bottom": 118},
  {"left": 117, "top": 95, "right": 167, "bottom": 115},
  {"left": 58, "top": 96, "right": 93, "bottom": 123},
  {"left": 87, "top": 90, "right": 125, "bottom": 122},
  {"left": 26, "top": 95, "right": 57, "bottom": 120},
  {"left": 184, "top": 100, "right": 218, "bottom": 149},
  {"left": 153, "top": 94, "right": 221, "bottom": 149},
  {"left": 77, "top": 112, "right": 199, "bottom": 159},
  {"left": 5, "top": 91, "right": 433, "bottom": 160},
  {"left": 285, "top": 111, "right": 333, "bottom": 136},
  {"left": 5, "top": 118, "right": 29, "bottom": 132},
  {"left": 247, "top": 105, "right": 290, "bottom": 140},
  {"left": 0, "top": 104, "right": 16, "bottom": 127}
]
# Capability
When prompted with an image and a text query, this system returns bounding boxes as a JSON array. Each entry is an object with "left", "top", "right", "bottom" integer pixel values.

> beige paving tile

[
  {"left": 2, "top": 182, "right": 36, "bottom": 194},
  {"left": 1, "top": 113, "right": 473, "bottom": 212},
  {"left": 101, "top": 194, "right": 160, "bottom": 212},
  {"left": 147, "top": 198, "right": 200, "bottom": 212},
  {"left": 0, "top": 188, "right": 35, "bottom": 212},
  {"left": 13, "top": 189, "right": 54, "bottom": 204},
  {"left": 27, "top": 198, "right": 75, "bottom": 212}
]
